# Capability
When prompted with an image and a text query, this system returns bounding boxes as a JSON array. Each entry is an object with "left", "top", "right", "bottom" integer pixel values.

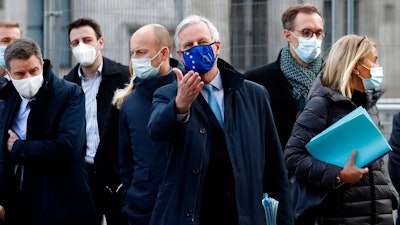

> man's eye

[
  {"left": 302, "top": 30, "right": 312, "bottom": 36},
  {"left": 83, "top": 39, "right": 92, "bottom": 44},
  {"left": 70, "top": 42, "right": 78, "bottom": 48}
]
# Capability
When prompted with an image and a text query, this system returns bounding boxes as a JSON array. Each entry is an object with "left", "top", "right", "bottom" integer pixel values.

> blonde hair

[
  {"left": 322, "top": 35, "right": 374, "bottom": 98},
  {"left": 112, "top": 57, "right": 135, "bottom": 109}
]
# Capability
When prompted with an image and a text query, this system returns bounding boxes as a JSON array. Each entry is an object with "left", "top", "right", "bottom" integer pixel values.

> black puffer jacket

[{"left": 285, "top": 75, "right": 397, "bottom": 225}]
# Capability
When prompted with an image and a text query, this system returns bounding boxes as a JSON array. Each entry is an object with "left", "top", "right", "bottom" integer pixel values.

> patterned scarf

[{"left": 280, "top": 43, "right": 322, "bottom": 111}]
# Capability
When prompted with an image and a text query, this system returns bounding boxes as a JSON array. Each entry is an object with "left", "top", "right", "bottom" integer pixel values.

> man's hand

[
  {"left": 338, "top": 150, "right": 369, "bottom": 183},
  {"left": 7, "top": 129, "right": 19, "bottom": 152},
  {"left": 173, "top": 68, "right": 204, "bottom": 114}
]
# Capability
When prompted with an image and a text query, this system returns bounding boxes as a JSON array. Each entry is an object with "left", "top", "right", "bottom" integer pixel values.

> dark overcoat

[
  {"left": 0, "top": 60, "right": 97, "bottom": 225},
  {"left": 148, "top": 59, "right": 293, "bottom": 225}
]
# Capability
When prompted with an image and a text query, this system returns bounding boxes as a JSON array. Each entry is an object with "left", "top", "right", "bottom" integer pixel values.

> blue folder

[
  {"left": 262, "top": 193, "right": 278, "bottom": 225},
  {"left": 306, "top": 106, "right": 391, "bottom": 168}
]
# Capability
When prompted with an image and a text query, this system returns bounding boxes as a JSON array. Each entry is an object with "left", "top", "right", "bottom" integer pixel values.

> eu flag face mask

[{"left": 182, "top": 42, "right": 216, "bottom": 74}]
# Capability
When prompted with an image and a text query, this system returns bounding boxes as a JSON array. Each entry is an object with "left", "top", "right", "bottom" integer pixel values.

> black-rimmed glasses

[{"left": 294, "top": 29, "right": 326, "bottom": 40}]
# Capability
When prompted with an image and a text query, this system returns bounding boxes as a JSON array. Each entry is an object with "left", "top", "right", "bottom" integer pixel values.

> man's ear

[
  {"left": 98, "top": 36, "right": 105, "bottom": 50},
  {"left": 214, "top": 41, "right": 221, "bottom": 57},
  {"left": 284, "top": 29, "right": 291, "bottom": 42},
  {"left": 161, "top": 47, "right": 169, "bottom": 61}
]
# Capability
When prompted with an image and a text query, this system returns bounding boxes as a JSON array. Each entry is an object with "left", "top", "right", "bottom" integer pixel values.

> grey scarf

[{"left": 280, "top": 43, "right": 322, "bottom": 111}]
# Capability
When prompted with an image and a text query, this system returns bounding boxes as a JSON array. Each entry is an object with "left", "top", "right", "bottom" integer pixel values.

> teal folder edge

[{"left": 306, "top": 106, "right": 392, "bottom": 168}]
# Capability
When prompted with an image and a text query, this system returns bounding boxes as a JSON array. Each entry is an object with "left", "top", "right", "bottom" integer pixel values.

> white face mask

[
  {"left": 358, "top": 64, "right": 384, "bottom": 90},
  {"left": 72, "top": 42, "right": 98, "bottom": 67},
  {"left": 11, "top": 74, "right": 44, "bottom": 99},
  {"left": 290, "top": 32, "right": 322, "bottom": 63},
  {"left": 131, "top": 49, "right": 163, "bottom": 79}
]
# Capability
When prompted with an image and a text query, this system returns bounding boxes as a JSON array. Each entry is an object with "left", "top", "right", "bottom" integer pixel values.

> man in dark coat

[
  {"left": 119, "top": 23, "right": 182, "bottom": 225},
  {"left": 64, "top": 18, "right": 130, "bottom": 225},
  {"left": 0, "top": 38, "right": 97, "bottom": 225},
  {"left": 148, "top": 15, "right": 293, "bottom": 225},
  {"left": 245, "top": 3, "right": 325, "bottom": 149}
]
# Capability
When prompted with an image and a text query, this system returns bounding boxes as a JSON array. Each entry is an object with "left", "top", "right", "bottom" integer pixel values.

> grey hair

[
  {"left": 5, "top": 38, "right": 43, "bottom": 70},
  {"left": 174, "top": 15, "right": 220, "bottom": 51}
]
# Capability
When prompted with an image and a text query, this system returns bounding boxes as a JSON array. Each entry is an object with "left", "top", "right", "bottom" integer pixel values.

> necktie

[
  {"left": 204, "top": 84, "right": 223, "bottom": 128},
  {"left": 14, "top": 101, "right": 31, "bottom": 191}
]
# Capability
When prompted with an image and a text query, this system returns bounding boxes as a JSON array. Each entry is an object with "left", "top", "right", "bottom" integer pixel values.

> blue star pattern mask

[{"left": 182, "top": 42, "right": 216, "bottom": 74}]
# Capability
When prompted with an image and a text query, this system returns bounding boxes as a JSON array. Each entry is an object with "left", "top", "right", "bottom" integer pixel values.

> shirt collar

[
  {"left": 78, "top": 63, "right": 103, "bottom": 80},
  {"left": 208, "top": 70, "right": 222, "bottom": 91},
  {"left": 20, "top": 96, "right": 31, "bottom": 108}
]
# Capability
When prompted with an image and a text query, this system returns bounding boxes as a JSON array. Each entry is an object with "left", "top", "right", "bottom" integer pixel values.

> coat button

[
  {"left": 192, "top": 168, "right": 200, "bottom": 175},
  {"left": 185, "top": 209, "right": 193, "bottom": 217},
  {"left": 199, "top": 128, "right": 206, "bottom": 134}
]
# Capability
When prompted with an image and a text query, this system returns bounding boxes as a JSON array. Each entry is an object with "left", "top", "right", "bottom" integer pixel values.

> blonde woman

[{"left": 284, "top": 35, "right": 396, "bottom": 224}]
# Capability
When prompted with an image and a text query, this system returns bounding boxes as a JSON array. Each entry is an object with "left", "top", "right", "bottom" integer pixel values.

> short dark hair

[
  {"left": 281, "top": 3, "right": 323, "bottom": 30},
  {"left": 67, "top": 18, "right": 102, "bottom": 40},
  {"left": 4, "top": 38, "right": 43, "bottom": 70}
]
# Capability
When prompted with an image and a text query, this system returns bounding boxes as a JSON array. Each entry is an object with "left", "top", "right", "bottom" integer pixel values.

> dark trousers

[{"left": 87, "top": 163, "right": 127, "bottom": 225}]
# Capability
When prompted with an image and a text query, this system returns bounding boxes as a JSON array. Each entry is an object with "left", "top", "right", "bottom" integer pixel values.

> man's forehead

[
  {"left": 10, "top": 55, "right": 41, "bottom": 67},
  {"left": 179, "top": 23, "right": 212, "bottom": 41},
  {"left": 70, "top": 26, "right": 96, "bottom": 39},
  {"left": 131, "top": 32, "right": 156, "bottom": 50},
  {"left": 0, "top": 27, "right": 21, "bottom": 37}
]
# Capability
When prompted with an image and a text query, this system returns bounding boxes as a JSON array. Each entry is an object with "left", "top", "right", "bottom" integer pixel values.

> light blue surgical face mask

[
  {"left": 131, "top": 48, "right": 163, "bottom": 79},
  {"left": 0, "top": 46, "right": 7, "bottom": 68},
  {"left": 290, "top": 32, "right": 322, "bottom": 63},
  {"left": 358, "top": 64, "right": 384, "bottom": 91}
]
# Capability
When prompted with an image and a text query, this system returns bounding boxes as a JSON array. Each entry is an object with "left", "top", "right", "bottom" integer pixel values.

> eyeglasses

[
  {"left": 356, "top": 35, "right": 367, "bottom": 50},
  {"left": 294, "top": 29, "right": 326, "bottom": 40}
]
